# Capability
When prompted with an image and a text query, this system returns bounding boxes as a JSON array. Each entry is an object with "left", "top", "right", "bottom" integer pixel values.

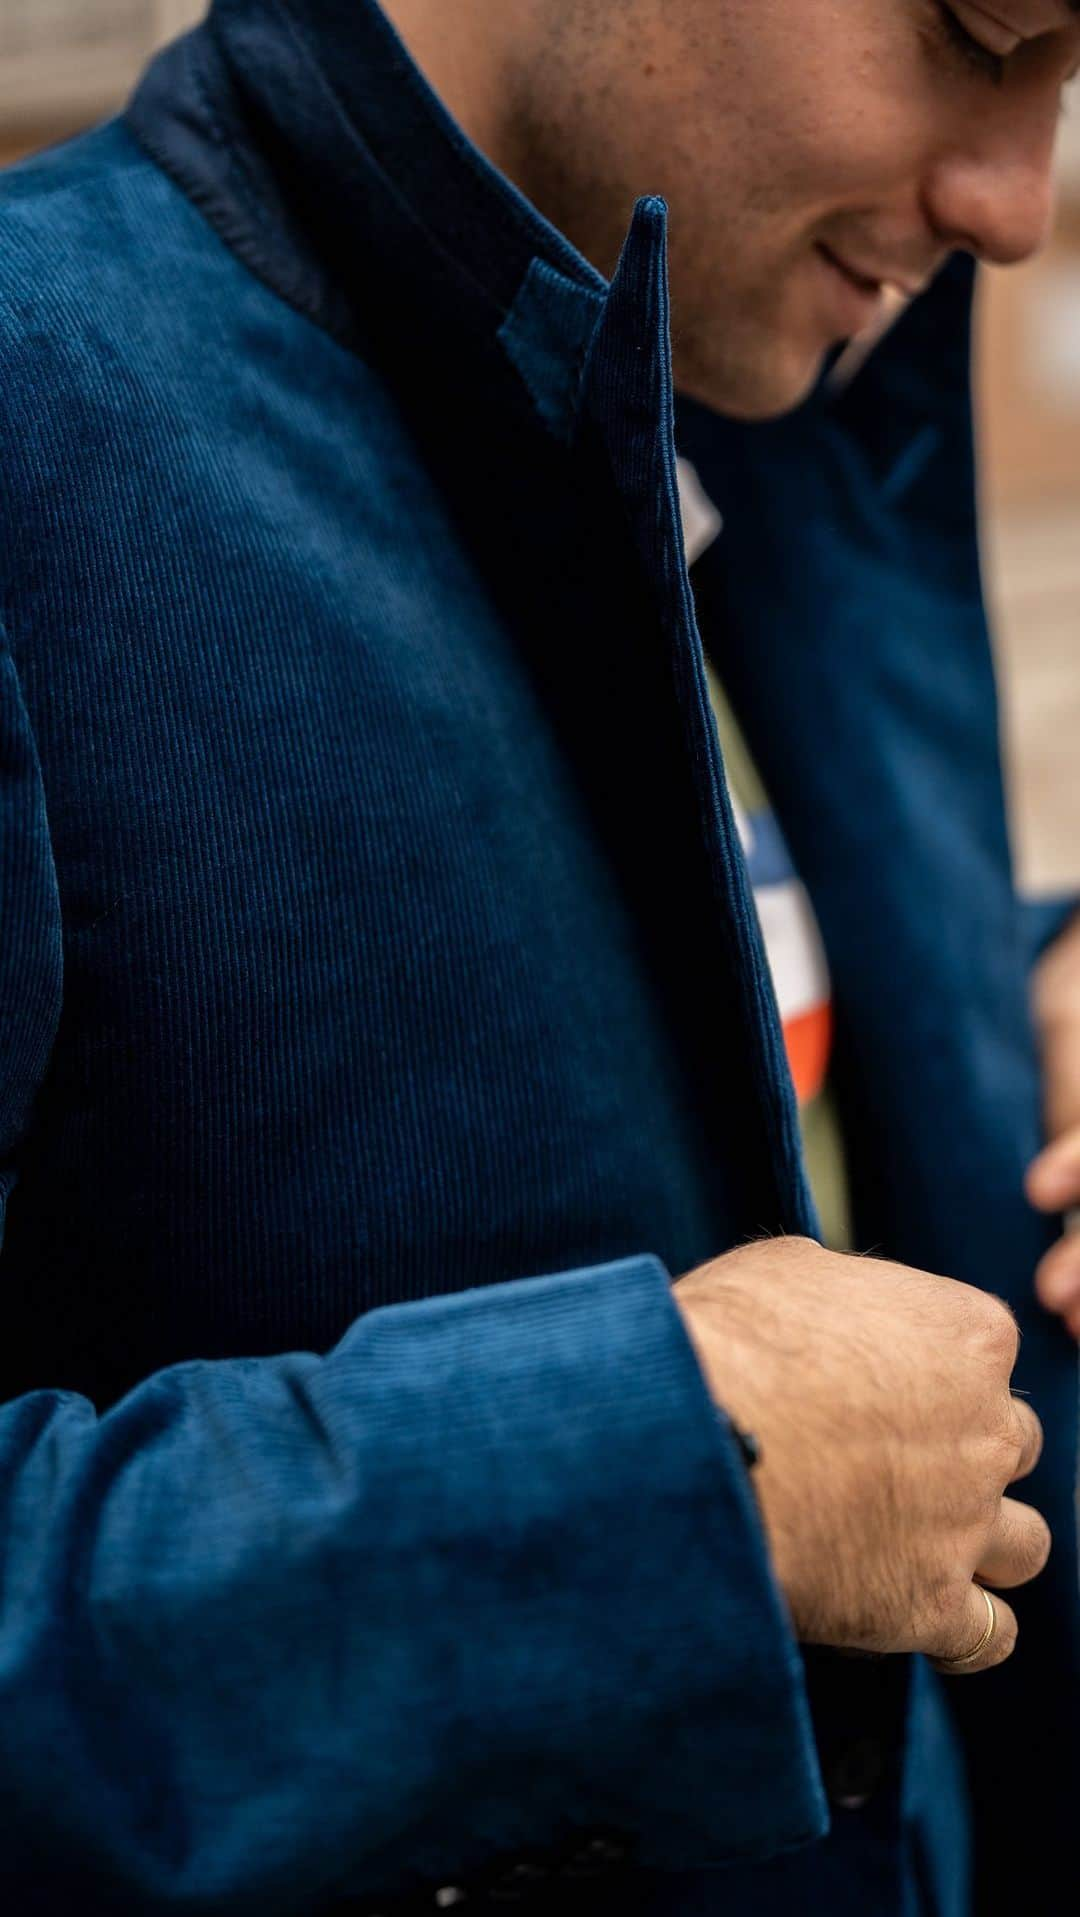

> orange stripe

[{"left": 784, "top": 1003, "right": 833, "bottom": 1105}]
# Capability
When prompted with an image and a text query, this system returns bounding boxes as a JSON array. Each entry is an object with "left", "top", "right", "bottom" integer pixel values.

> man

[{"left": 0, "top": 0, "right": 1077, "bottom": 1910}]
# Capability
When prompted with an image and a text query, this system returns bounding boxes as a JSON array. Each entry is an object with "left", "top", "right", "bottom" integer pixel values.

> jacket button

[{"left": 824, "top": 1735, "right": 888, "bottom": 1810}]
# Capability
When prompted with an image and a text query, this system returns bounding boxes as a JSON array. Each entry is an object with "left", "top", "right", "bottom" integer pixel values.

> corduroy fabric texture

[
  {"left": 0, "top": 15, "right": 832, "bottom": 1908},
  {"left": 0, "top": 0, "right": 1074, "bottom": 1910}
]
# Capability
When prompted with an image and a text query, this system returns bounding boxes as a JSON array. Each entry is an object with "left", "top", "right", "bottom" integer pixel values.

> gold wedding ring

[{"left": 937, "top": 1586, "right": 997, "bottom": 1669}]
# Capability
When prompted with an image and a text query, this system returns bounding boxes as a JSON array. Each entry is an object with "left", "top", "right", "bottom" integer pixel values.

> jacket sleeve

[{"left": 0, "top": 637, "right": 827, "bottom": 1910}]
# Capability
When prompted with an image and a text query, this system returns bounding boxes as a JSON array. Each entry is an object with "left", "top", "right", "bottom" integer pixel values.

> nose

[{"left": 922, "top": 109, "right": 1059, "bottom": 268}]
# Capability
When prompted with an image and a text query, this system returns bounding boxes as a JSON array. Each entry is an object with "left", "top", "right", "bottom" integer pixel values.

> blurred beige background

[
  {"left": 981, "top": 178, "right": 1080, "bottom": 899},
  {"left": 1, "top": 2, "right": 1077, "bottom": 901}
]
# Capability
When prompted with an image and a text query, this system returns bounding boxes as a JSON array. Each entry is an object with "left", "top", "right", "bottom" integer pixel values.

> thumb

[
  {"left": 1035, "top": 998, "right": 1080, "bottom": 1140},
  {"left": 1025, "top": 1124, "right": 1080, "bottom": 1213}
]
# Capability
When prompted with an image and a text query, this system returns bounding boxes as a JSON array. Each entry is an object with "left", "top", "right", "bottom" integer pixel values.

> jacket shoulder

[
  {"left": 0, "top": 116, "right": 362, "bottom": 406},
  {"left": 0, "top": 118, "right": 170, "bottom": 304},
  {"left": 0, "top": 116, "right": 237, "bottom": 336}
]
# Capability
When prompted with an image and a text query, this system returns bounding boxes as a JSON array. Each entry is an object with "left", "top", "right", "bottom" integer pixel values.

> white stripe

[
  {"left": 754, "top": 879, "right": 831, "bottom": 1023},
  {"left": 675, "top": 456, "right": 724, "bottom": 566}
]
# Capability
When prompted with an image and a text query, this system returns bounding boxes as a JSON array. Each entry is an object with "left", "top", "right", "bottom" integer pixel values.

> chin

[{"left": 672, "top": 336, "right": 826, "bottom": 422}]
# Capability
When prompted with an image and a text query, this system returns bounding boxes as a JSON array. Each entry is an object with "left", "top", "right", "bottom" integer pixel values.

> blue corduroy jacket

[{"left": 0, "top": 2, "right": 1075, "bottom": 1912}]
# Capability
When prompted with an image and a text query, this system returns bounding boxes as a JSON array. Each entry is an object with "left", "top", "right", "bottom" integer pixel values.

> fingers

[
  {"left": 1034, "top": 1225, "right": 1080, "bottom": 1338},
  {"left": 922, "top": 1429, "right": 1050, "bottom": 1677},
  {"left": 972, "top": 1495, "right": 1052, "bottom": 1588},
  {"left": 1028, "top": 1111, "right": 1080, "bottom": 1336},
  {"left": 1026, "top": 1127, "right": 1080, "bottom": 1213},
  {"left": 927, "top": 1585, "right": 1018, "bottom": 1678},
  {"left": 1007, "top": 1398, "right": 1044, "bottom": 1483}
]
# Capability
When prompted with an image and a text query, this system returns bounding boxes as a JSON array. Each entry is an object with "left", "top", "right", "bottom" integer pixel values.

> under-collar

[{"left": 124, "top": 0, "right": 633, "bottom": 435}]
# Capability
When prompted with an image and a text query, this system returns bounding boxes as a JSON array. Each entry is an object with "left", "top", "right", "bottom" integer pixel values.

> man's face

[{"left": 513, "top": 1, "right": 1080, "bottom": 417}]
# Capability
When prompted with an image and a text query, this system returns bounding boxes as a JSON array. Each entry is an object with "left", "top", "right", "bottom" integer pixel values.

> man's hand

[
  {"left": 1025, "top": 908, "right": 1080, "bottom": 1340},
  {"left": 674, "top": 1237, "right": 1050, "bottom": 1675}
]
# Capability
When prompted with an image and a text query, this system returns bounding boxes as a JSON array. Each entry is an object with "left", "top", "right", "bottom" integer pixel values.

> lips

[
  {"left": 818, "top": 243, "right": 929, "bottom": 301},
  {"left": 819, "top": 244, "right": 883, "bottom": 295}
]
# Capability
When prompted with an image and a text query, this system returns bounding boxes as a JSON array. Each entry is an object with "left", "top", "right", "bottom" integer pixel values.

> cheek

[
  {"left": 672, "top": 16, "right": 935, "bottom": 221},
  {"left": 561, "top": 6, "right": 938, "bottom": 290},
  {"left": 767, "top": 103, "right": 927, "bottom": 220}
]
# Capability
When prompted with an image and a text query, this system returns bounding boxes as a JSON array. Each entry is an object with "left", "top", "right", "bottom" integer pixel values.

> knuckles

[{"left": 971, "top": 1297, "right": 1022, "bottom": 1367}]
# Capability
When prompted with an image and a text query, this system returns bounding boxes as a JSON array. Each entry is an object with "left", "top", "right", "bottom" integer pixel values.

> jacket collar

[
  {"left": 120, "top": 0, "right": 822, "bottom": 1238},
  {"left": 124, "top": 0, "right": 622, "bottom": 432}
]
